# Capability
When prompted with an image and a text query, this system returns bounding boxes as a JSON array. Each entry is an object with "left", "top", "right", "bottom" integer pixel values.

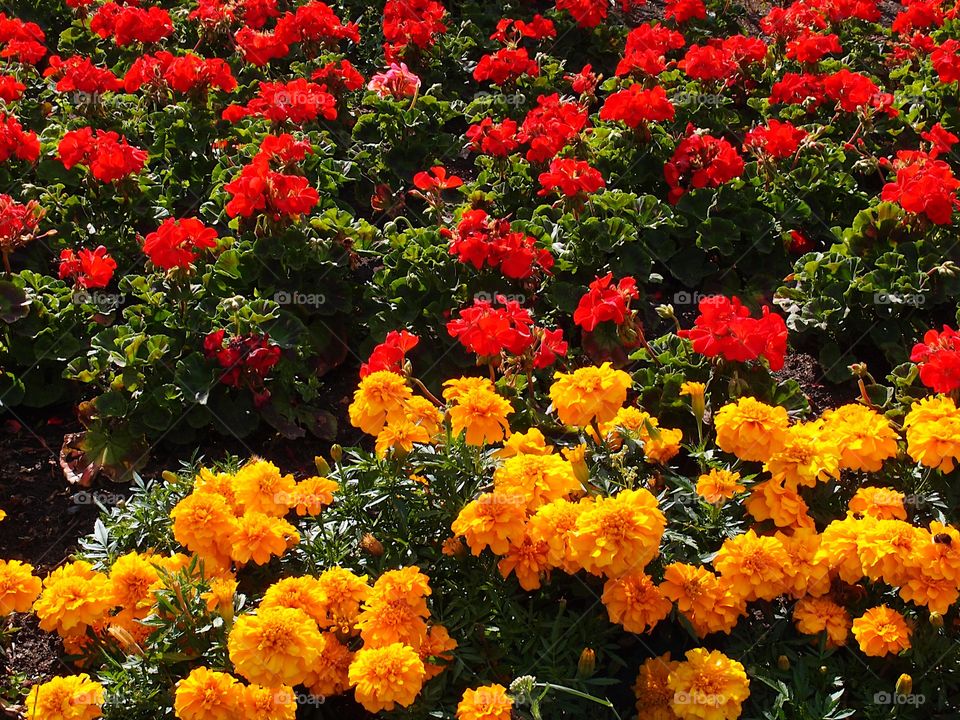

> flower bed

[{"left": 1, "top": 0, "right": 960, "bottom": 717}]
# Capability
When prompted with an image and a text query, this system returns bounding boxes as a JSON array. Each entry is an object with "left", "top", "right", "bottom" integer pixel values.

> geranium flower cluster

[
  {"left": 679, "top": 295, "right": 788, "bottom": 370},
  {"left": 222, "top": 78, "right": 337, "bottom": 124},
  {"left": 911, "top": 325, "right": 960, "bottom": 392},
  {"left": 224, "top": 133, "right": 318, "bottom": 220},
  {"left": 0, "top": 11, "right": 46, "bottom": 64},
  {"left": 0, "top": 112, "right": 39, "bottom": 164},
  {"left": 56, "top": 127, "right": 148, "bottom": 183},
  {"left": 665, "top": 125, "right": 745, "bottom": 203},
  {"left": 142, "top": 217, "right": 219, "bottom": 271},
  {"left": 202, "top": 330, "right": 282, "bottom": 404},
  {"left": 90, "top": 2, "right": 174, "bottom": 46},
  {"left": 383, "top": 0, "right": 447, "bottom": 61},
  {"left": 43, "top": 55, "right": 121, "bottom": 95},
  {"left": 123, "top": 51, "right": 237, "bottom": 95},
  {"left": 234, "top": 1, "right": 359, "bottom": 66},
  {"left": 447, "top": 209, "right": 554, "bottom": 279}
]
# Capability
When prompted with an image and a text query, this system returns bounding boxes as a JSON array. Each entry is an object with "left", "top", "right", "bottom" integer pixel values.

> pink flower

[{"left": 367, "top": 62, "right": 421, "bottom": 99}]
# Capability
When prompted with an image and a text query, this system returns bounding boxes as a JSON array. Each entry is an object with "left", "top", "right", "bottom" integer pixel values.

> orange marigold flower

[
  {"left": 549, "top": 363, "right": 632, "bottom": 427},
  {"left": 193, "top": 467, "right": 243, "bottom": 513},
  {"left": 305, "top": 631, "right": 354, "bottom": 698},
  {"left": 667, "top": 648, "right": 750, "bottom": 720},
  {"left": 376, "top": 417, "right": 431, "bottom": 457},
  {"left": 25, "top": 674, "right": 104, "bottom": 720},
  {"left": 498, "top": 531, "right": 551, "bottom": 590},
  {"left": 33, "top": 560, "right": 114, "bottom": 637},
  {"left": 904, "top": 395, "right": 960, "bottom": 472},
  {"left": 821, "top": 403, "right": 898, "bottom": 471},
  {"left": 242, "top": 684, "right": 296, "bottom": 720},
  {"left": 452, "top": 492, "right": 527, "bottom": 555},
  {"left": 899, "top": 566, "right": 959, "bottom": 615},
  {"left": 912, "top": 521, "right": 960, "bottom": 583},
  {"left": 527, "top": 498, "right": 582, "bottom": 573},
  {"left": 446, "top": 382, "right": 513, "bottom": 445},
  {"left": 261, "top": 576, "right": 326, "bottom": 625},
  {"left": 763, "top": 420, "right": 840, "bottom": 489},
  {"left": 851, "top": 605, "right": 912, "bottom": 657},
  {"left": 569, "top": 488, "right": 665, "bottom": 577},
  {"left": 314, "top": 566, "right": 370, "bottom": 632},
  {"left": 108, "top": 551, "right": 160, "bottom": 620},
  {"left": 496, "top": 427, "right": 553, "bottom": 457},
  {"left": 202, "top": 576, "right": 237, "bottom": 617},
  {"left": 173, "top": 667, "right": 240, "bottom": 720},
  {"left": 233, "top": 459, "right": 297, "bottom": 516},
  {"left": 660, "top": 563, "right": 745, "bottom": 637},
  {"left": 420, "top": 624, "right": 458, "bottom": 680},
  {"left": 290, "top": 476, "right": 338, "bottom": 516},
  {"left": 713, "top": 397, "right": 789, "bottom": 462},
  {"left": 349, "top": 370, "right": 412, "bottom": 435},
  {"left": 229, "top": 511, "right": 299, "bottom": 565},
  {"left": 776, "top": 529, "right": 831, "bottom": 598},
  {"left": 816, "top": 516, "right": 871, "bottom": 584},
  {"left": 348, "top": 642, "right": 426, "bottom": 713},
  {"left": 0, "top": 559, "right": 41, "bottom": 614},
  {"left": 493, "top": 452, "right": 582, "bottom": 511},
  {"left": 170, "top": 491, "right": 237, "bottom": 568},
  {"left": 744, "top": 478, "right": 814, "bottom": 530},
  {"left": 793, "top": 595, "right": 851, "bottom": 647},
  {"left": 356, "top": 566, "right": 432, "bottom": 649},
  {"left": 228, "top": 606, "right": 322, "bottom": 686},
  {"left": 856, "top": 518, "right": 924, "bottom": 587},
  {"left": 848, "top": 486, "right": 907, "bottom": 520},
  {"left": 404, "top": 395, "right": 443, "bottom": 436},
  {"left": 714, "top": 529, "right": 792, "bottom": 602},
  {"left": 634, "top": 653, "right": 678, "bottom": 720},
  {"left": 457, "top": 684, "right": 514, "bottom": 720},
  {"left": 695, "top": 469, "right": 744, "bottom": 504},
  {"left": 602, "top": 572, "right": 672, "bottom": 633}
]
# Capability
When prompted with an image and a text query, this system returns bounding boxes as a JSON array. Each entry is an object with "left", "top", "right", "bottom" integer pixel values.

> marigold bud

[
  {"left": 896, "top": 673, "right": 913, "bottom": 696},
  {"left": 577, "top": 648, "right": 596, "bottom": 678},
  {"left": 314, "top": 455, "right": 331, "bottom": 475},
  {"left": 361, "top": 533, "right": 384, "bottom": 556},
  {"left": 776, "top": 655, "right": 790, "bottom": 671}
]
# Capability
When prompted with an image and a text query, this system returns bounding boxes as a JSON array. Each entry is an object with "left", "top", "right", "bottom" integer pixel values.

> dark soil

[{"left": 773, "top": 351, "right": 854, "bottom": 415}]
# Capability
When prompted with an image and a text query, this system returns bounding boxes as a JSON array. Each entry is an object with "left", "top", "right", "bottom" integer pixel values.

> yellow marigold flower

[
  {"left": 0, "top": 559, "right": 41, "bottom": 615},
  {"left": 899, "top": 565, "right": 959, "bottom": 615},
  {"left": 170, "top": 491, "right": 237, "bottom": 569},
  {"left": 714, "top": 397, "right": 789, "bottom": 462},
  {"left": 660, "top": 563, "right": 745, "bottom": 637},
  {"left": 646, "top": 426, "right": 683, "bottom": 464},
  {"left": 744, "top": 478, "right": 814, "bottom": 531},
  {"left": 348, "top": 642, "right": 426, "bottom": 713},
  {"left": 24, "top": 674, "right": 103, "bottom": 720},
  {"left": 852, "top": 605, "right": 911, "bottom": 657},
  {"left": 228, "top": 606, "right": 322, "bottom": 686},
  {"left": 562, "top": 444, "right": 591, "bottom": 484},
  {"left": 356, "top": 566, "right": 431, "bottom": 649},
  {"left": 856, "top": 518, "right": 924, "bottom": 587},
  {"left": 109, "top": 552, "right": 160, "bottom": 620},
  {"left": 452, "top": 493, "right": 527, "bottom": 556},
  {"left": 848, "top": 486, "right": 907, "bottom": 520},
  {"left": 376, "top": 417, "right": 431, "bottom": 457},
  {"left": 448, "top": 384, "right": 513, "bottom": 445},
  {"left": 550, "top": 363, "right": 632, "bottom": 427},
  {"left": 597, "top": 406, "right": 653, "bottom": 446},
  {"left": 242, "top": 683, "right": 296, "bottom": 720},
  {"left": 816, "top": 516, "right": 871, "bottom": 584},
  {"left": 420, "top": 624, "right": 458, "bottom": 680},
  {"left": 34, "top": 561, "right": 114, "bottom": 637},
  {"left": 634, "top": 653, "right": 678, "bottom": 720},
  {"left": 680, "top": 381, "right": 706, "bottom": 418},
  {"left": 913, "top": 521, "right": 960, "bottom": 582},
  {"left": 193, "top": 467, "right": 243, "bottom": 514},
  {"left": 570, "top": 489, "right": 665, "bottom": 577},
  {"left": 0, "top": 508, "right": 5, "bottom": 522},
  {"left": 229, "top": 511, "right": 299, "bottom": 565},
  {"left": 261, "top": 576, "right": 326, "bottom": 625},
  {"left": 442, "top": 376, "right": 494, "bottom": 402},
  {"left": 695, "top": 469, "right": 744, "bottom": 504},
  {"left": 496, "top": 427, "right": 553, "bottom": 457},
  {"left": 305, "top": 631, "right": 354, "bottom": 698},
  {"left": 404, "top": 395, "right": 443, "bottom": 436},
  {"left": 527, "top": 498, "right": 582, "bottom": 573},
  {"left": 714, "top": 529, "right": 792, "bottom": 602},
  {"left": 821, "top": 403, "right": 898, "bottom": 472},
  {"left": 290, "top": 476, "right": 338, "bottom": 516},
  {"left": 498, "top": 531, "right": 551, "bottom": 590},
  {"left": 202, "top": 576, "right": 237, "bottom": 617},
  {"left": 793, "top": 595, "right": 851, "bottom": 647},
  {"left": 233, "top": 459, "right": 297, "bottom": 516},
  {"left": 602, "top": 572, "right": 672, "bottom": 633},
  {"left": 315, "top": 566, "right": 370, "bottom": 633},
  {"left": 456, "top": 684, "right": 513, "bottom": 720},
  {"left": 763, "top": 420, "right": 840, "bottom": 489},
  {"left": 349, "top": 370, "right": 412, "bottom": 435},
  {"left": 775, "top": 529, "right": 830, "bottom": 598},
  {"left": 173, "top": 667, "right": 239, "bottom": 720},
  {"left": 667, "top": 648, "right": 749, "bottom": 720},
  {"left": 904, "top": 395, "right": 960, "bottom": 472},
  {"left": 493, "top": 453, "right": 582, "bottom": 511}
]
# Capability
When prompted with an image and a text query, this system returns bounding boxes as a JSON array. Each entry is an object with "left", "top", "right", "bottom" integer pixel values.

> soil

[{"left": 773, "top": 351, "right": 854, "bottom": 414}]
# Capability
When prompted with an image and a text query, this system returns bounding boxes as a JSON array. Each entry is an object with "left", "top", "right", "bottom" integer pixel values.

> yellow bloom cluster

[
  {"left": 171, "top": 460, "right": 336, "bottom": 569},
  {"left": 25, "top": 674, "right": 104, "bottom": 720},
  {"left": 634, "top": 649, "right": 750, "bottom": 720}
]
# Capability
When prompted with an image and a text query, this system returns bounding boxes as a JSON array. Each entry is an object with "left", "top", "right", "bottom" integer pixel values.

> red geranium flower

[
  {"left": 881, "top": 150, "right": 960, "bottom": 224},
  {"left": 383, "top": 0, "right": 447, "bottom": 61},
  {"left": 0, "top": 75, "right": 24, "bottom": 102},
  {"left": 448, "top": 209, "right": 553, "bottom": 279},
  {"left": 311, "top": 59, "right": 365, "bottom": 94},
  {"left": 565, "top": 64, "right": 600, "bottom": 95},
  {"left": 743, "top": 120, "right": 808, "bottom": 160},
  {"left": 0, "top": 113, "right": 39, "bottom": 164},
  {"left": 43, "top": 55, "right": 122, "bottom": 95},
  {"left": 58, "top": 246, "right": 117, "bottom": 289},
  {"left": 360, "top": 330, "right": 420, "bottom": 377},
  {"left": 143, "top": 218, "right": 219, "bottom": 270},
  {"left": 664, "top": 125, "right": 745, "bottom": 204},
  {"left": 679, "top": 295, "right": 788, "bottom": 370},
  {"left": 616, "top": 23, "right": 686, "bottom": 77},
  {"left": 466, "top": 118, "right": 520, "bottom": 157},
  {"left": 922, "top": 123, "right": 959, "bottom": 159},
  {"left": 189, "top": 0, "right": 280, "bottom": 30},
  {"left": 56, "top": 128, "right": 148, "bottom": 183},
  {"left": 0, "top": 13, "right": 46, "bottom": 65},
  {"left": 203, "top": 330, "right": 281, "bottom": 405},
  {"left": 518, "top": 93, "right": 589, "bottom": 163},
  {"left": 124, "top": 51, "right": 236, "bottom": 95},
  {"left": 224, "top": 134, "right": 319, "bottom": 221},
  {"left": 473, "top": 47, "right": 540, "bottom": 85},
  {"left": 911, "top": 326, "right": 960, "bottom": 393},
  {"left": 599, "top": 84, "right": 675, "bottom": 128},
  {"left": 665, "top": 0, "right": 706, "bottom": 24},
  {"left": 90, "top": 3, "right": 173, "bottom": 46},
  {"left": 786, "top": 32, "right": 842, "bottom": 63},
  {"left": 223, "top": 78, "right": 337, "bottom": 124},
  {"left": 447, "top": 295, "right": 536, "bottom": 358},
  {"left": 413, "top": 166, "right": 464, "bottom": 192},
  {"left": 532, "top": 328, "right": 568, "bottom": 369},
  {"left": 538, "top": 158, "right": 605, "bottom": 198},
  {"left": 932, "top": 39, "right": 960, "bottom": 83},
  {"left": 573, "top": 273, "right": 639, "bottom": 332}
]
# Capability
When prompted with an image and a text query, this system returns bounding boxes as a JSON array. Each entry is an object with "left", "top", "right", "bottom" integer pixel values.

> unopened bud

[
  {"left": 656, "top": 304, "right": 676, "bottom": 320},
  {"left": 930, "top": 611, "right": 944, "bottom": 628},
  {"left": 361, "top": 533, "right": 384, "bottom": 556},
  {"left": 776, "top": 655, "right": 790, "bottom": 671},
  {"left": 896, "top": 673, "right": 913, "bottom": 695},
  {"left": 315, "top": 455, "right": 331, "bottom": 475},
  {"left": 161, "top": 470, "right": 179, "bottom": 484},
  {"left": 577, "top": 648, "right": 596, "bottom": 678}
]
